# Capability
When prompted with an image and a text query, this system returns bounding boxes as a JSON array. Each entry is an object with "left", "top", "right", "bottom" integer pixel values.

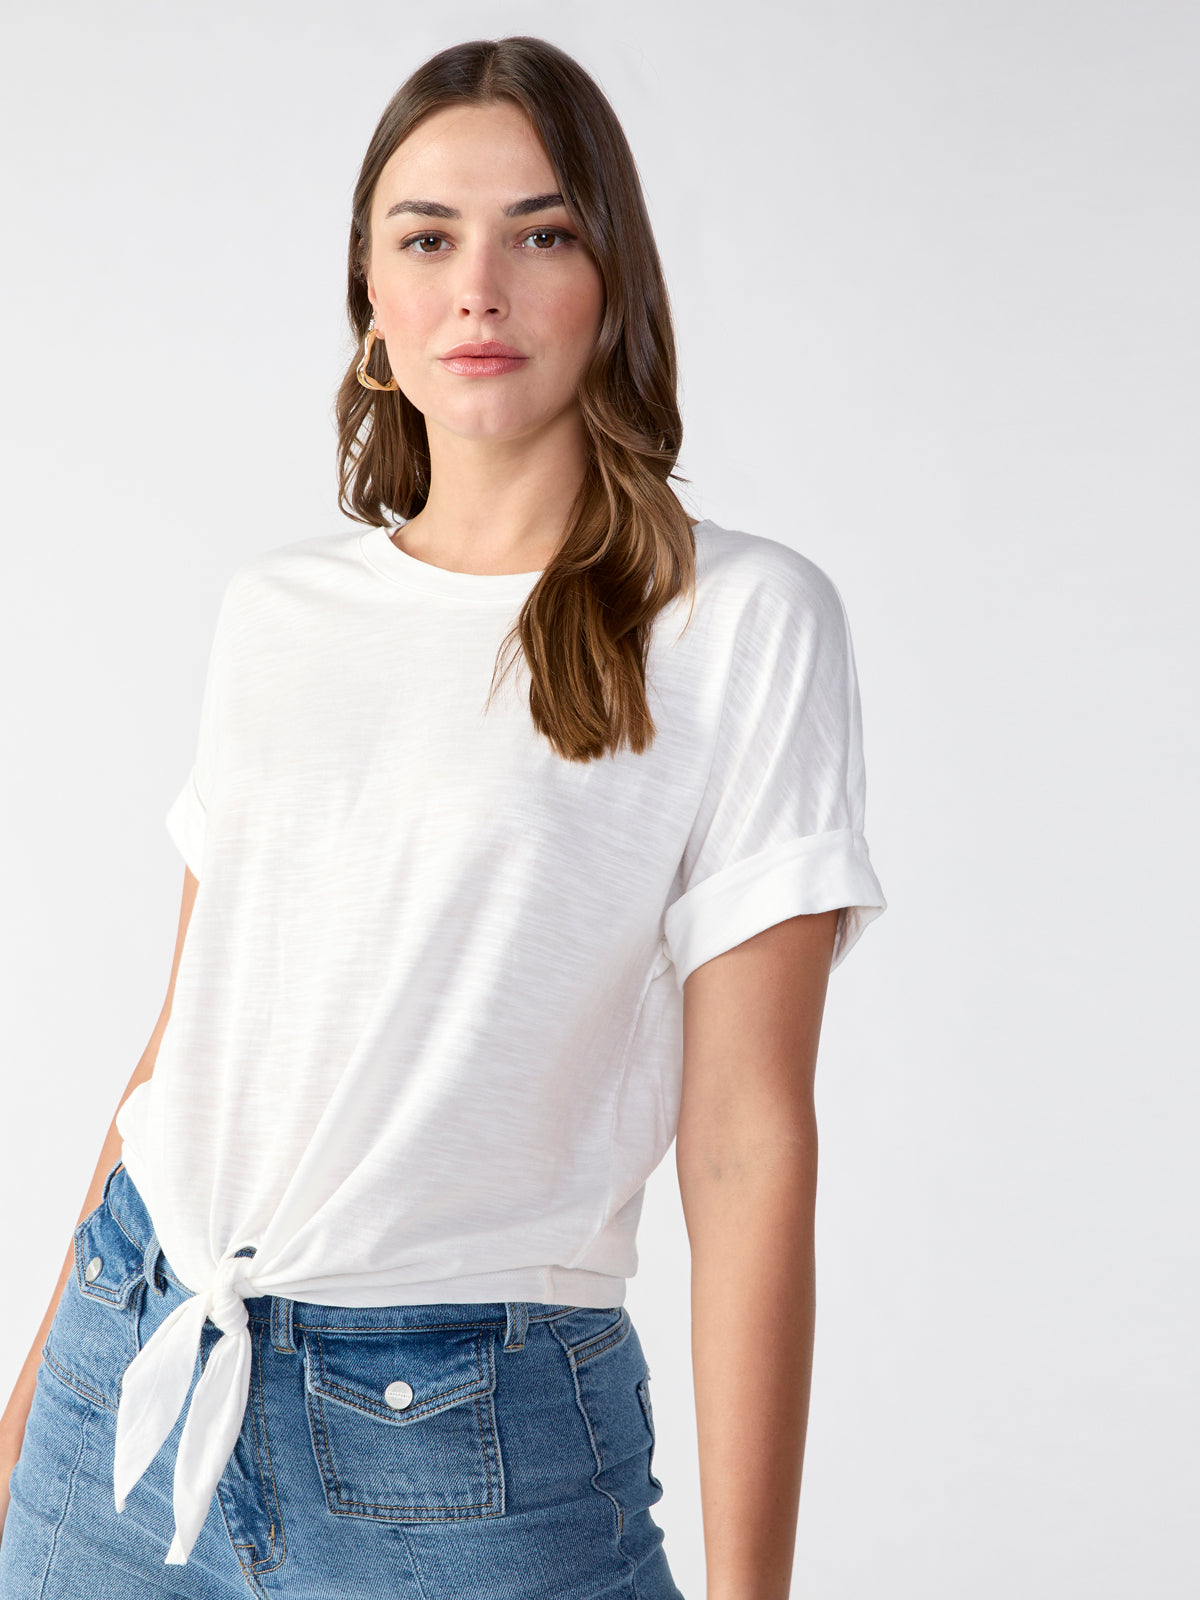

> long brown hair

[{"left": 335, "top": 36, "right": 697, "bottom": 762}]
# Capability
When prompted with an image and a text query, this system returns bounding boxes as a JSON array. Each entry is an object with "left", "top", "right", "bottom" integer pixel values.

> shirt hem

[{"left": 283, "top": 1264, "right": 627, "bottom": 1310}]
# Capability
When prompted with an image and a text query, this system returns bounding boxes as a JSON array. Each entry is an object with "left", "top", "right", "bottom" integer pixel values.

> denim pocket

[
  {"left": 553, "top": 1305, "right": 631, "bottom": 1365},
  {"left": 551, "top": 1308, "right": 661, "bottom": 1537},
  {"left": 301, "top": 1324, "right": 505, "bottom": 1521},
  {"left": 40, "top": 1186, "right": 146, "bottom": 1412},
  {"left": 636, "top": 1372, "right": 664, "bottom": 1494}
]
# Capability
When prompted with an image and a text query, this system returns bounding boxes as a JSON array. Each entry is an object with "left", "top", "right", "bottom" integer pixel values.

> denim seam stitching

[
  {"left": 307, "top": 1391, "right": 503, "bottom": 1519},
  {"left": 637, "top": 1376, "right": 665, "bottom": 1494},
  {"left": 310, "top": 1330, "right": 492, "bottom": 1422},
  {"left": 280, "top": 1311, "right": 565, "bottom": 1333},
  {"left": 304, "top": 1339, "right": 503, "bottom": 1519},
  {"left": 222, "top": 1535, "right": 268, "bottom": 1600},
  {"left": 546, "top": 1313, "right": 640, "bottom": 1570},
  {"left": 246, "top": 1320, "right": 287, "bottom": 1574},
  {"left": 32, "top": 1375, "right": 91, "bottom": 1599},
  {"left": 571, "top": 1308, "right": 632, "bottom": 1366},
  {"left": 73, "top": 1217, "right": 142, "bottom": 1310},
  {"left": 39, "top": 1344, "right": 117, "bottom": 1414}
]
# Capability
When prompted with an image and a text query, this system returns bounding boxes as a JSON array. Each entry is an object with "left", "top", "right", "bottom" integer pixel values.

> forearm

[{"left": 681, "top": 1131, "right": 818, "bottom": 1600}]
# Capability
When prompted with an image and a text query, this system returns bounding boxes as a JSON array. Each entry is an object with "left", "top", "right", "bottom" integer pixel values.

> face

[{"left": 364, "top": 101, "right": 605, "bottom": 446}]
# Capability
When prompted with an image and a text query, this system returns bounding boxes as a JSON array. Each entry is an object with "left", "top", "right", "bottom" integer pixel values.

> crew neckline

[
  {"left": 359, "top": 519, "right": 712, "bottom": 600},
  {"left": 358, "top": 524, "right": 543, "bottom": 601}
]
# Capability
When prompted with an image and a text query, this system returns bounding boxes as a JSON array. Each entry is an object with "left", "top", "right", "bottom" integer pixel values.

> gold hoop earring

[{"left": 357, "top": 316, "right": 399, "bottom": 392}]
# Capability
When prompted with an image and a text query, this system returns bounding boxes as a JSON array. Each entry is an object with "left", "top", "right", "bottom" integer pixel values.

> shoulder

[
  {"left": 214, "top": 528, "right": 368, "bottom": 619},
  {"left": 691, "top": 518, "right": 850, "bottom": 637}
]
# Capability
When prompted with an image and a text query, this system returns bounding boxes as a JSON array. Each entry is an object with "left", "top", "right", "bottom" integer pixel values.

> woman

[{"left": 0, "top": 34, "right": 886, "bottom": 1598}]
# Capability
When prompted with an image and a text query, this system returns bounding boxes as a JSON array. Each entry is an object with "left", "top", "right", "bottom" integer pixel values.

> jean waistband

[{"left": 102, "top": 1158, "right": 582, "bottom": 1330}]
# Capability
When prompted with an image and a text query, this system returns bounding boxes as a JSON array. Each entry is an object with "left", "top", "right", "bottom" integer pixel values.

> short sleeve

[
  {"left": 662, "top": 553, "right": 887, "bottom": 988},
  {"left": 164, "top": 576, "right": 239, "bottom": 880}
]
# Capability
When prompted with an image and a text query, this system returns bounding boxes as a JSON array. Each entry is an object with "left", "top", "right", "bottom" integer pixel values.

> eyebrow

[{"left": 382, "top": 192, "right": 567, "bottom": 222}]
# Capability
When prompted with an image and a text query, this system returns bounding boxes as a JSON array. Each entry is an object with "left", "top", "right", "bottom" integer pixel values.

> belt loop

[
  {"left": 142, "top": 1231, "right": 166, "bottom": 1296},
  {"left": 271, "top": 1295, "right": 296, "bottom": 1354},
  {"left": 503, "top": 1301, "right": 528, "bottom": 1350}
]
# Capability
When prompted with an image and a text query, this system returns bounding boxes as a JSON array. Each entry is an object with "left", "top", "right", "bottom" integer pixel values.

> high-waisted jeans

[{"left": 0, "top": 1159, "right": 684, "bottom": 1597}]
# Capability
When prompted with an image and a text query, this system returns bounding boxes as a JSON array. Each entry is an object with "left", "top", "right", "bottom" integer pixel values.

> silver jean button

[
  {"left": 85, "top": 1256, "right": 103, "bottom": 1283},
  {"left": 383, "top": 1380, "right": 414, "bottom": 1410}
]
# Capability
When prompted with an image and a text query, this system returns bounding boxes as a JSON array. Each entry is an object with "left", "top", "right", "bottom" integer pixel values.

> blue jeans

[{"left": 1, "top": 1159, "right": 684, "bottom": 1597}]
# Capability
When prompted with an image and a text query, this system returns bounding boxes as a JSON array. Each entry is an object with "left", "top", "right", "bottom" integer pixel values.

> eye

[
  {"left": 520, "top": 228, "right": 575, "bottom": 251},
  {"left": 397, "top": 227, "right": 577, "bottom": 257},
  {"left": 399, "top": 232, "right": 449, "bottom": 255}
]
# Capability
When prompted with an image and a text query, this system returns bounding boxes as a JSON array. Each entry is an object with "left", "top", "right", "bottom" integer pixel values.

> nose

[{"left": 450, "top": 239, "right": 509, "bottom": 321}]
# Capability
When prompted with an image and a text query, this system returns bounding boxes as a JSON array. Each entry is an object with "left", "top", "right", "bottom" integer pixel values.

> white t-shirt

[{"left": 112, "top": 516, "right": 887, "bottom": 1562}]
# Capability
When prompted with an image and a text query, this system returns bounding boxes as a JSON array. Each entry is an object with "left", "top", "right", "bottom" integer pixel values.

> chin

[{"left": 438, "top": 405, "right": 556, "bottom": 442}]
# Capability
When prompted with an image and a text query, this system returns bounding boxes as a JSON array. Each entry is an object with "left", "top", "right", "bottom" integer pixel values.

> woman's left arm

[{"left": 676, "top": 906, "right": 840, "bottom": 1600}]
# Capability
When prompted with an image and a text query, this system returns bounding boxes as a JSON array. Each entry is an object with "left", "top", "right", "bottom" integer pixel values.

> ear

[{"left": 361, "top": 233, "right": 378, "bottom": 318}]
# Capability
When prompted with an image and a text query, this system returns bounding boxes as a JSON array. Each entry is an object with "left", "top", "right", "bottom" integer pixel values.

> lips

[
  {"left": 438, "top": 341, "right": 529, "bottom": 378},
  {"left": 441, "top": 341, "right": 526, "bottom": 359}
]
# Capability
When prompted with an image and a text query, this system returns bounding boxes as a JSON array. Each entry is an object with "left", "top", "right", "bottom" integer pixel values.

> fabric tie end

[{"left": 164, "top": 1531, "right": 190, "bottom": 1565}]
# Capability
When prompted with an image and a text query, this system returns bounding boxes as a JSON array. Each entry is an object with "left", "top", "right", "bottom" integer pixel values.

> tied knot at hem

[
  {"left": 203, "top": 1251, "right": 260, "bottom": 1334},
  {"left": 111, "top": 1244, "right": 263, "bottom": 1565}
]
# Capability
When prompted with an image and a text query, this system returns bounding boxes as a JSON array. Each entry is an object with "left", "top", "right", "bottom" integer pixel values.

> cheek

[
  {"left": 375, "top": 292, "right": 438, "bottom": 387},
  {"left": 380, "top": 288, "right": 430, "bottom": 341},
  {"left": 545, "top": 273, "right": 605, "bottom": 357}
]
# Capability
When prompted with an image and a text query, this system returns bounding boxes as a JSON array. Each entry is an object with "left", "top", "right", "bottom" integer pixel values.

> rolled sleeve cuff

[
  {"left": 165, "top": 770, "right": 206, "bottom": 881},
  {"left": 663, "top": 827, "right": 886, "bottom": 989}
]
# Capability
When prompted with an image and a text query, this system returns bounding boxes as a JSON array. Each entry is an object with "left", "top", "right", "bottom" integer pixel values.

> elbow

[{"left": 676, "top": 1114, "right": 818, "bottom": 1192}]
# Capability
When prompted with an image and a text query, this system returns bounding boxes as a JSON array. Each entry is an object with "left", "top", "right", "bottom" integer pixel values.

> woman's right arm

[{"left": 0, "top": 866, "right": 199, "bottom": 1536}]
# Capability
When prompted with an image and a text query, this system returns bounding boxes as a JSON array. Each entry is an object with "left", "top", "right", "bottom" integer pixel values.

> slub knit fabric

[{"left": 113, "top": 516, "right": 887, "bottom": 1562}]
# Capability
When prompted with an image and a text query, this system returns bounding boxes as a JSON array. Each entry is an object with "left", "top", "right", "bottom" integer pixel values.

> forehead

[{"left": 373, "top": 102, "right": 558, "bottom": 218}]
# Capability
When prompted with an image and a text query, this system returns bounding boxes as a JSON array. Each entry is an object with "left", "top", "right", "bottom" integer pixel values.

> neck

[{"left": 403, "top": 409, "right": 588, "bottom": 574}]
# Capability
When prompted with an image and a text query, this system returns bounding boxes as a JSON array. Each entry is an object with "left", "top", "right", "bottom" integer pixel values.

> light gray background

[{"left": 1, "top": 3, "right": 1195, "bottom": 1595}]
